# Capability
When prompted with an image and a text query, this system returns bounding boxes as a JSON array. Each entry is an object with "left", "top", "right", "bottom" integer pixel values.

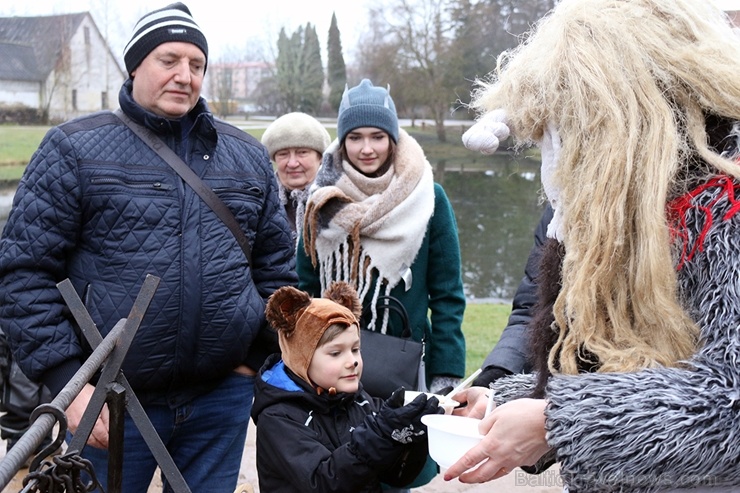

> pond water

[
  {"left": 0, "top": 152, "right": 544, "bottom": 301},
  {"left": 432, "top": 154, "right": 544, "bottom": 301}
]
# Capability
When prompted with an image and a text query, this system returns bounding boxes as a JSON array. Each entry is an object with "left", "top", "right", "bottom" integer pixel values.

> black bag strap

[
  {"left": 112, "top": 109, "right": 253, "bottom": 266},
  {"left": 361, "top": 295, "right": 413, "bottom": 339}
]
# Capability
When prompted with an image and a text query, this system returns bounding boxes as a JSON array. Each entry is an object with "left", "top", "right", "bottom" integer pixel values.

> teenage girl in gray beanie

[{"left": 296, "top": 79, "right": 466, "bottom": 490}]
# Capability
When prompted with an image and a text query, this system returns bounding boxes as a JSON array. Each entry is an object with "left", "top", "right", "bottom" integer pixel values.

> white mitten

[
  {"left": 462, "top": 109, "right": 510, "bottom": 155},
  {"left": 539, "top": 122, "right": 565, "bottom": 241}
]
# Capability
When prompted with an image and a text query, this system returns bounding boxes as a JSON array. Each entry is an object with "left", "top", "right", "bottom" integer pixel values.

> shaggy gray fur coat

[{"left": 491, "top": 180, "right": 740, "bottom": 492}]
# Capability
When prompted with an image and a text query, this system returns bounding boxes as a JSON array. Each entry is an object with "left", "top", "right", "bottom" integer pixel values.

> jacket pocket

[
  {"left": 89, "top": 176, "right": 175, "bottom": 193},
  {"left": 212, "top": 184, "right": 266, "bottom": 234}
]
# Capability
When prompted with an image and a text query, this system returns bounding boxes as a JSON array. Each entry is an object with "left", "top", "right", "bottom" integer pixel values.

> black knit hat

[{"left": 123, "top": 2, "right": 208, "bottom": 76}]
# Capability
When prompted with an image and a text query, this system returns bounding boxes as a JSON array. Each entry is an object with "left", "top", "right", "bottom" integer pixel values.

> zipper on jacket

[{"left": 90, "top": 177, "right": 174, "bottom": 191}]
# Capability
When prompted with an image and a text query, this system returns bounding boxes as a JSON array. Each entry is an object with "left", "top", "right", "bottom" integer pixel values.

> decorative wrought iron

[
  {"left": 0, "top": 275, "right": 193, "bottom": 493},
  {"left": 22, "top": 452, "right": 102, "bottom": 493}
]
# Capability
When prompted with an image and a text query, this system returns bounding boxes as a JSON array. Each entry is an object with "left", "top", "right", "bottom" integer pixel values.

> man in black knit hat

[{"left": 0, "top": 2, "right": 296, "bottom": 491}]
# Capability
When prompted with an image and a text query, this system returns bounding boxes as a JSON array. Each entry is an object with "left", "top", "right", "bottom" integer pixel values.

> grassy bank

[
  {"left": 0, "top": 121, "right": 504, "bottom": 173},
  {"left": 0, "top": 126, "right": 49, "bottom": 167},
  {"left": 463, "top": 302, "right": 510, "bottom": 375}
]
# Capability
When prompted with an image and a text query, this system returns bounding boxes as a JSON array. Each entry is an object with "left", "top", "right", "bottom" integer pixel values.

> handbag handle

[
  {"left": 362, "top": 295, "right": 412, "bottom": 339},
  {"left": 112, "top": 109, "right": 253, "bottom": 267}
]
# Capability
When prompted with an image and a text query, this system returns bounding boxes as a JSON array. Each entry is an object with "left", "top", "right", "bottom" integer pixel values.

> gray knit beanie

[
  {"left": 337, "top": 79, "right": 399, "bottom": 143},
  {"left": 261, "top": 112, "right": 331, "bottom": 160},
  {"left": 123, "top": 2, "right": 208, "bottom": 76}
]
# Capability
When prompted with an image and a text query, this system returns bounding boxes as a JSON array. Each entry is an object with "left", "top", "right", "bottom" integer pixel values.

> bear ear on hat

[
  {"left": 323, "top": 281, "right": 361, "bottom": 318},
  {"left": 265, "top": 286, "right": 312, "bottom": 337}
]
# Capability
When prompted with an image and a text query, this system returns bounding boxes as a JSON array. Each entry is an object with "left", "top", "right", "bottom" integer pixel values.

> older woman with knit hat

[
  {"left": 262, "top": 112, "right": 330, "bottom": 243},
  {"left": 296, "top": 79, "right": 466, "bottom": 489}
]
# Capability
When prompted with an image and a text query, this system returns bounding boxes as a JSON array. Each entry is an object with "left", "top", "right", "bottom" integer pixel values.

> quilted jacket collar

[{"left": 118, "top": 78, "right": 217, "bottom": 152}]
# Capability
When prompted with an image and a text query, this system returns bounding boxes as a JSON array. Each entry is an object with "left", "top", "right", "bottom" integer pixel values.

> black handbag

[{"left": 359, "top": 296, "right": 428, "bottom": 399}]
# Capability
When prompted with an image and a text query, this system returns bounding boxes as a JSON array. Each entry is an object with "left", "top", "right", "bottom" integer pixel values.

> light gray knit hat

[{"left": 261, "top": 113, "right": 331, "bottom": 160}]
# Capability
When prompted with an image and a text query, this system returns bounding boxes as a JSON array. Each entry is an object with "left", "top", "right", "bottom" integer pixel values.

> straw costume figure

[{"left": 450, "top": 0, "right": 740, "bottom": 491}]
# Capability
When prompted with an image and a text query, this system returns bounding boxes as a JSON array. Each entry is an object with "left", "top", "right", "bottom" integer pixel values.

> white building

[{"left": 0, "top": 12, "right": 125, "bottom": 122}]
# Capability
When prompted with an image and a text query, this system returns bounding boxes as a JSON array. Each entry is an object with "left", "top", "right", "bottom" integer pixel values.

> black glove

[
  {"left": 349, "top": 387, "right": 441, "bottom": 468},
  {"left": 472, "top": 365, "right": 512, "bottom": 388},
  {"left": 385, "top": 386, "right": 406, "bottom": 409},
  {"left": 378, "top": 387, "right": 441, "bottom": 444}
]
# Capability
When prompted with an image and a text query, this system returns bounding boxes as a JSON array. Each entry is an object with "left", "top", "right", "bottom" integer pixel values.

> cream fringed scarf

[
  {"left": 303, "top": 129, "right": 435, "bottom": 332},
  {"left": 276, "top": 173, "right": 310, "bottom": 246}
]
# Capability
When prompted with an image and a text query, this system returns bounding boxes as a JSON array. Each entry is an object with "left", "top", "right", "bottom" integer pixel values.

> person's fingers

[
  {"left": 450, "top": 388, "right": 468, "bottom": 404},
  {"left": 66, "top": 387, "right": 110, "bottom": 450},
  {"left": 442, "top": 442, "right": 494, "bottom": 482},
  {"left": 458, "top": 462, "right": 513, "bottom": 484},
  {"left": 66, "top": 383, "right": 95, "bottom": 434},
  {"left": 444, "top": 412, "right": 504, "bottom": 482},
  {"left": 92, "top": 404, "right": 110, "bottom": 448},
  {"left": 85, "top": 416, "right": 109, "bottom": 449},
  {"left": 478, "top": 410, "right": 497, "bottom": 433},
  {"left": 452, "top": 386, "right": 486, "bottom": 403},
  {"left": 98, "top": 404, "right": 110, "bottom": 429},
  {"left": 451, "top": 387, "right": 489, "bottom": 418},
  {"left": 443, "top": 435, "right": 515, "bottom": 484}
]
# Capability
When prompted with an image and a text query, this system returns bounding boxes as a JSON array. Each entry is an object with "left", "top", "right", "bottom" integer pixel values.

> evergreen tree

[
  {"left": 275, "top": 27, "right": 302, "bottom": 113},
  {"left": 300, "top": 23, "right": 324, "bottom": 115},
  {"left": 326, "top": 12, "right": 347, "bottom": 113},
  {"left": 275, "top": 28, "right": 293, "bottom": 113}
]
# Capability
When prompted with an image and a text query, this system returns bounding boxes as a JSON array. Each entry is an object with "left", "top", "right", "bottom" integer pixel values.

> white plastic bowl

[
  {"left": 403, "top": 390, "right": 460, "bottom": 414},
  {"left": 421, "top": 414, "right": 484, "bottom": 469}
]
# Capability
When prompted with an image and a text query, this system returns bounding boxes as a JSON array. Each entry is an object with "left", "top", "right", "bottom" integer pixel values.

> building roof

[
  {"left": 0, "top": 42, "right": 40, "bottom": 81},
  {"left": 0, "top": 12, "right": 86, "bottom": 82}
]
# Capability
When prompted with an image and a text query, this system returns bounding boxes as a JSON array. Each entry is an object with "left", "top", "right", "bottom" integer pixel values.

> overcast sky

[
  {"left": 4, "top": 0, "right": 740, "bottom": 64},
  {"left": 714, "top": 0, "right": 740, "bottom": 9},
  {"left": 0, "top": 0, "right": 371, "bottom": 63}
]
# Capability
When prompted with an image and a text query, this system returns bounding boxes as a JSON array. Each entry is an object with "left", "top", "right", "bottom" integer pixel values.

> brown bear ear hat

[{"left": 265, "top": 281, "right": 361, "bottom": 385}]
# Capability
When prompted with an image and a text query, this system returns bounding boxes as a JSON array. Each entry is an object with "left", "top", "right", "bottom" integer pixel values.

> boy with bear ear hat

[{"left": 251, "top": 281, "right": 442, "bottom": 492}]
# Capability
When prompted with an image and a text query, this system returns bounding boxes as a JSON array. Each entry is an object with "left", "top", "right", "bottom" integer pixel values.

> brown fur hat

[{"left": 265, "top": 281, "right": 361, "bottom": 384}]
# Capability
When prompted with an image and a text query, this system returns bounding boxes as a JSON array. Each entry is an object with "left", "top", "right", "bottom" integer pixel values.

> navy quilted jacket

[{"left": 0, "top": 81, "right": 297, "bottom": 400}]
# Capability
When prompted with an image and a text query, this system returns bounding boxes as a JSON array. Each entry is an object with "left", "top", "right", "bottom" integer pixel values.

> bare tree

[
  {"left": 208, "top": 63, "right": 234, "bottom": 118},
  {"left": 42, "top": 17, "right": 81, "bottom": 123},
  {"left": 359, "top": 0, "right": 458, "bottom": 142},
  {"left": 352, "top": 0, "right": 557, "bottom": 140}
]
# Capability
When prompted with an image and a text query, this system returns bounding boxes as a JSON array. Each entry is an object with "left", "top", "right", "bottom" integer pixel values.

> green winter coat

[{"left": 297, "top": 182, "right": 466, "bottom": 383}]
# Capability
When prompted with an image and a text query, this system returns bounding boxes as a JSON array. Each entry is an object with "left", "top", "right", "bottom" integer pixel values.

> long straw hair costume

[{"left": 470, "top": 0, "right": 740, "bottom": 376}]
